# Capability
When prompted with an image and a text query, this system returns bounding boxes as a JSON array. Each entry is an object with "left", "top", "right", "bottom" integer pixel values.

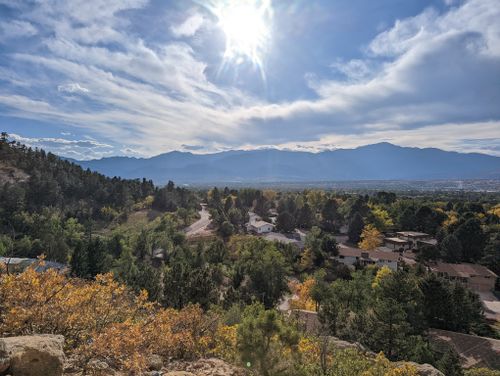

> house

[
  {"left": 248, "top": 220, "right": 274, "bottom": 234},
  {"left": 384, "top": 231, "right": 437, "bottom": 251},
  {"left": 383, "top": 237, "right": 412, "bottom": 251},
  {"left": 263, "top": 231, "right": 304, "bottom": 249},
  {"left": 335, "top": 246, "right": 399, "bottom": 271},
  {"left": 429, "top": 329, "right": 500, "bottom": 369},
  {"left": 428, "top": 262, "right": 498, "bottom": 292}
]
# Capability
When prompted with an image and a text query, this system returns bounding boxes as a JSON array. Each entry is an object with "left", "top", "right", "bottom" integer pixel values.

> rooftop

[
  {"left": 429, "top": 329, "right": 500, "bottom": 369},
  {"left": 338, "top": 247, "right": 399, "bottom": 262},
  {"left": 396, "top": 231, "right": 430, "bottom": 238},
  {"left": 384, "top": 237, "right": 410, "bottom": 244},
  {"left": 252, "top": 220, "right": 274, "bottom": 228},
  {"left": 429, "top": 262, "right": 498, "bottom": 278}
]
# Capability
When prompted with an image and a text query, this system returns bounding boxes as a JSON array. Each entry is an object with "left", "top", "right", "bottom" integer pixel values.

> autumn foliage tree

[{"left": 359, "top": 224, "right": 383, "bottom": 250}]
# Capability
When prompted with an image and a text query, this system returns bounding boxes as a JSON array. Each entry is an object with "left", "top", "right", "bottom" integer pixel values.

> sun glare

[{"left": 215, "top": 0, "right": 272, "bottom": 69}]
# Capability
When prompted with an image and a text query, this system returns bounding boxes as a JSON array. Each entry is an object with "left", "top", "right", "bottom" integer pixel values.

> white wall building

[{"left": 249, "top": 220, "right": 274, "bottom": 234}]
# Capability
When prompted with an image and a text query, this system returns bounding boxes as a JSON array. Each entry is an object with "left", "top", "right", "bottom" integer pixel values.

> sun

[{"left": 215, "top": 0, "right": 272, "bottom": 68}]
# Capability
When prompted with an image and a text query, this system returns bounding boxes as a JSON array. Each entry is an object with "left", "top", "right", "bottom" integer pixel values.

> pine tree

[
  {"left": 348, "top": 212, "right": 364, "bottom": 243},
  {"left": 71, "top": 241, "right": 89, "bottom": 278},
  {"left": 437, "top": 348, "right": 464, "bottom": 376}
]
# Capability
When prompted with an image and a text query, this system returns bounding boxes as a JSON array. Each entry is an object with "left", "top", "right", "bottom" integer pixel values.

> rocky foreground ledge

[{"left": 0, "top": 335, "right": 444, "bottom": 376}]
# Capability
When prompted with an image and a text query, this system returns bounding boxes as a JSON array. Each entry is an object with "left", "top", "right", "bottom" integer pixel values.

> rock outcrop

[
  {"left": 407, "top": 362, "right": 445, "bottom": 376},
  {"left": 163, "top": 358, "right": 247, "bottom": 376},
  {"left": 0, "top": 334, "right": 65, "bottom": 376}
]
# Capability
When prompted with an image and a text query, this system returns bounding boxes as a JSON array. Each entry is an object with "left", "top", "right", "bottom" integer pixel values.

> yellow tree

[
  {"left": 372, "top": 266, "right": 392, "bottom": 289},
  {"left": 358, "top": 224, "right": 383, "bottom": 250},
  {"left": 289, "top": 277, "right": 316, "bottom": 311}
]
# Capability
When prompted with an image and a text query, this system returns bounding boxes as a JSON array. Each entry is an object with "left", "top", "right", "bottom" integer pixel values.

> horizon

[
  {"left": 1, "top": 0, "right": 499, "bottom": 159},
  {"left": 56, "top": 141, "right": 500, "bottom": 162}
]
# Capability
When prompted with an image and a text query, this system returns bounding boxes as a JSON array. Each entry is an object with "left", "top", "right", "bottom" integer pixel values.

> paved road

[
  {"left": 478, "top": 291, "right": 500, "bottom": 321},
  {"left": 185, "top": 204, "right": 211, "bottom": 237}
]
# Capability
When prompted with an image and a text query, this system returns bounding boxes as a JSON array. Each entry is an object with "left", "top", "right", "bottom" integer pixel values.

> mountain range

[{"left": 71, "top": 143, "right": 500, "bottom": 184}]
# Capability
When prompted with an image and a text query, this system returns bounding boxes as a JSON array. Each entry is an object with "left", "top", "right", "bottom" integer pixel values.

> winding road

[{"left": 184, "top": 204, "right": 211, "bottom": 237}]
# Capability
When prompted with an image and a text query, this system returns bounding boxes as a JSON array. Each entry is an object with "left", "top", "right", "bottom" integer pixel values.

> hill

[{"left": 73, "top": 143, "right": 500, "bottom": 184}]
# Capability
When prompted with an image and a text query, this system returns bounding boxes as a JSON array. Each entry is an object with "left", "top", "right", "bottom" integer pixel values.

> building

[
  {"left": 384, "top": 237, "right": 412, "bottom": 251},
  {"left": 429, "top": 329, "right": 500, "bottom": 369},
  {"left": 248, "top": 220, "right": 274, "bottom": 234},
  {"left": 263, "top": 232, "right": 304, "bottom": 249},
  {"left": 428, "top": 262, "right": 498, "bottom": 292},
  {"left": 384, "top": 231, "right": 437, "bottom": 251},
  {"left": 335, "top": 246, "right": 399, "bottom": 271}
]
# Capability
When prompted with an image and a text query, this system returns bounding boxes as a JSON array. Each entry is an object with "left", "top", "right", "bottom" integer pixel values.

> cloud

[
  {"left": 181, "top": 144, "right": 205, "bottom": 151},
  {"left": 0, "top": 0, "right": 498, "bottom": 158},
  {"left": 57, "top": 83, "right": 90, "bottom": 94},
  {"left": 171, "top": 14, "right": 205, "bottom": 38},
  {"left": 8, "top": 133, "right": 114, "bottom": 160},
  {"left": 0, "top": 20, "right": 37, "bottom": 40}
]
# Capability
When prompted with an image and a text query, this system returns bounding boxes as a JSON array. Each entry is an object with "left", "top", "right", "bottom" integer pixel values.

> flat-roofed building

[
  {"left": 429, "top": 262, "right": 498, "bottom": 292},
  {"left": 385, "top": 231, "right": 437, "bottom": 251},
  {"left": 335, "top": 246, "right": 399, "bottom": 271},
  {"left": 384, "top": 237, "right": 412, "bottom": 251}
]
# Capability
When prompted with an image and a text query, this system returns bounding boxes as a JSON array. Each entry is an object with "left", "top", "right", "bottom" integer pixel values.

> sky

[{"left": 0, "top": 0, "right": 499, "bottom": 160}]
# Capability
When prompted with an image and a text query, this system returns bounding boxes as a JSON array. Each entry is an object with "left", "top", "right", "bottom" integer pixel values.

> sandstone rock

[
  {"left": 163, "top": 358, "right": 247, "bottom": 376},
  {"left": 0, "top": 340, "right": 10, "bottom": 373},
  {"left": 86, "top": 359, "right": 117, "bottom": 376},
  {"left": 406, "top": 362, "right": 444, "bottom": 376},
  {"left": 148, "top": 354, "right": 163, "bottom": 371},
  {"left": 0, "top": 334, "right": 65, "bottom": 376}
]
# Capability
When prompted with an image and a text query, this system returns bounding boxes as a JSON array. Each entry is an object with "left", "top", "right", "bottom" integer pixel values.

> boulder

[
  {"left": 406, "top": 362, "right": 445, "bottom": 376},
  {"left": 0, "top": 334, "right": 65, "bottom": 376},
  {"left": 164, "top": 372, "right": 196, "bottom": 376},
  {"left": 147, "top": 354, "right": 163, "bottom": 371},
  {"left": 85, "top": 359, "right": 117, "bottom": 376}
]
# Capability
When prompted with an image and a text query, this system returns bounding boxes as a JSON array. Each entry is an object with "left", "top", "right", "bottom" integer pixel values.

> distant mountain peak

[{"left": 72, "top": 143, "right": 500, "bottom": 184}]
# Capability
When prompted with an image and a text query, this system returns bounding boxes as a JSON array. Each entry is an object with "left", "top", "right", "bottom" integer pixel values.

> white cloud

[
  {"left": 0, "top": 20, "right": 37, "bottom": 40},
  {"left": 57, "top": 83, "right": 90, "bottom": 94},
  {"left": 171, "top": 14, "right": 205, "bottom": 38},
  {"left": 0, "top": 0, "right": 498, "bottom": 158}
]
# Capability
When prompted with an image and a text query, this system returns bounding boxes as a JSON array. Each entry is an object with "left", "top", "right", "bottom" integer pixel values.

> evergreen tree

[
  {"left": 70, "top": 241, "right": 89, "bottom": 278},
  {"left": 437, "top": 348, "right": 464, "bottom": 376},
  {"left": 440, "top": 234, "right": 463, "bottom": 262},
  {"left": 348, "top": 212, "right": 364, "bottom": 243},
  {"left": 454, "top": 218, "right": 486, "bottom": 261}
]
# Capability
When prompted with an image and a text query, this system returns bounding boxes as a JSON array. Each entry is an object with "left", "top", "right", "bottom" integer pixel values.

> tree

[
  {"left": 454, "top": 218, "right": 486, "bottom": 261},
  {"left": 71, "top": 241, "right": 89, "bottom": 278},
  {"left": 348, "top": 212, "right": 364, "bottom": 244},
  {"left": 321, "top": 198, "right": 340, "bottom": 232},
  {"left": 276, "top": 211, "right": 295, "bottom": 233},
  {"left": 219, "top": 221, "right": 234, "bottom": 238},
  {"left": 358, "top": 224, "right": 382, "bottom": 250},
  {"left": 224, "top": 196, "right": 233, "bottom": 212},
  {"left": 321, "top": 234, "right": 339, "bottom": 257},
  {"left": 440, "top": 234, "right": 463, "bottom": 262},
  {"left": 481, "top": 233, "right": 500, "bottom": 275},
  {"left": 87, "top": 238, "right": 109, "bottom": 278},
  {"left": 368, "top": 297, "right": 410, "bottom": 359},
  {"left": 297, "top": 203, "right": 314, "bottom": 229},
  {"left": 235, "top": 239, "right": 290, "bottom": 308},
  {"left": 237, "top": 304, "right": 299, "bottom": 376},
  {"left": 437, "top": 348, "right": 464, "bottom": 376}
]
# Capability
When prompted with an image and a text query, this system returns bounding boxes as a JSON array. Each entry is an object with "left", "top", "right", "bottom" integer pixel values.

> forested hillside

[{"left": 0, "top": 133, "right": 199, "bottom": 264}]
